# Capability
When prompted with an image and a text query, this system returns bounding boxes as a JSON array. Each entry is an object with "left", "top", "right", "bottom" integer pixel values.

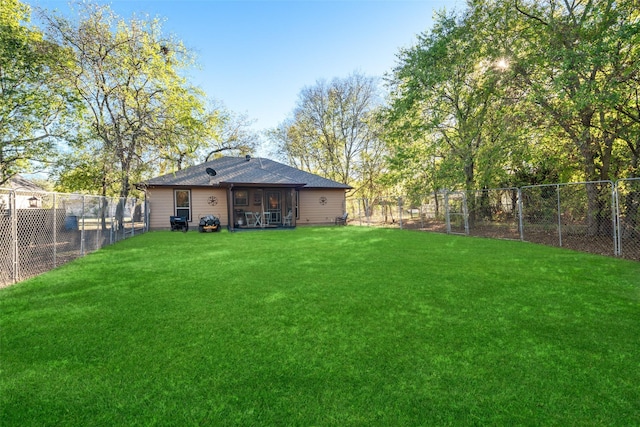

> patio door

[
  {"left": 266, "top": 191, "right": 281, "bottom": 223},
  {"left": 285, "top": 190, "right": 297, "bottom": 220}
]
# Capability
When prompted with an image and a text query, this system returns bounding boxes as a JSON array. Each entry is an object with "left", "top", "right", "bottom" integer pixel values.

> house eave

[
  {"left": 143, "top": 182, "right": 309, "bottom": 189},
  {"left": 219, "top": 181, "right": 306, "bottom": 188},
  {"left": 302, "top": 185, "right": 353, "bottom": 190}
]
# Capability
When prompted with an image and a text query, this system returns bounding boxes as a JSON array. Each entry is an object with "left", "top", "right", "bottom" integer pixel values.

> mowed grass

[{"left": 1, "top": 227, "right": 639, "bottom": 426}]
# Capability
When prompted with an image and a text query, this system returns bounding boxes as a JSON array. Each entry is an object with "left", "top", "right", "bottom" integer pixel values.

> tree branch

[{"left": 514, "top": 0, "right": 549, "bottom": 26}]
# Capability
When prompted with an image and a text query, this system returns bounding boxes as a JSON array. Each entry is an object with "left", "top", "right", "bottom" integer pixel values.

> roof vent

[{"left": 245, "top": 154, "right": 251, "bottom": 161}]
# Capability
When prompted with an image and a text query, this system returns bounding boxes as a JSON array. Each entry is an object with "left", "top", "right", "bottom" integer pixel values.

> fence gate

[
  {"left": 467, "top": 188, "right": 521, "bottom": 240},
  {"left": 444, "top": 191, "right": 468, "bottom": 235}
]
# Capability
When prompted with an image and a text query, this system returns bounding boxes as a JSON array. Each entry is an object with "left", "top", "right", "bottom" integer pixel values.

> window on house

[
  {"left": 234, "top": 190, "right": 248, "bottom": 206},
  {"left": 174, "top": 189, "right": 191, "bottom": 221}
]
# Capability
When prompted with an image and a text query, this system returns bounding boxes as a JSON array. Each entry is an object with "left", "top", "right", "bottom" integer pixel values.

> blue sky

[{"left": 29, "top": 0, "right": 461, "bottom": 131}]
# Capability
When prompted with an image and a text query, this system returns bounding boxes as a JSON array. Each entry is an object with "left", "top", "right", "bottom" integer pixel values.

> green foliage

[
  {"left": 271, "top": 72, "right": 386, "bottom": 198},
  {"left": 41, "top": 3, "right": 221, "bottom": 197},
  {"left": 512, "top": 0, "right": 640, "bottom": 181},
  {"left": 383, "top": 0, "right": 640, "bottom": 197},
  {"left": 4, "top": 0, "right": 638, "bottom": 201},
  {"left": 1, "top": 228, "right": 639, "bottom": 425},
  {"left": 384, "top": 7, "right": 524, "bottom": 195},
  {"left": 0, "top": 0, "right": 77, "bottom": 185},
  {"left": 198, "top": 103, "right": 259, "bottom": 165},
  {"left": 53, "top": 149, "right": 116, "bottom": 195}
]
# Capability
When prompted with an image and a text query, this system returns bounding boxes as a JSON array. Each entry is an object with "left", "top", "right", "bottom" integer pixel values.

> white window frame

[{"left": 174, "top": 189, "right": 191, "bottom": 221}]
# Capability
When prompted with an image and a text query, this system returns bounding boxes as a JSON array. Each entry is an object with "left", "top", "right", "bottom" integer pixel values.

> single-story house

[
  {"left": 0, "top": 175, "right": 46, "bottom": 210},
  {"left": 141, "top": 156, "right": 352, "bottom": 230}
]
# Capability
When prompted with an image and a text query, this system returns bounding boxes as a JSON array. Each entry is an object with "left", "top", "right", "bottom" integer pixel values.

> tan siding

[
  {"left": 191, "top": 188, "right": 229, "bottom": 226},
  {"left": 149, "top": 186, "right": 347, "bottom": 229},
  {"left": 147, "top": 188, "right": 175, "bottom": 230},
  {"left": 148, "top": 187, "right": 229, "bottom": 230},
  {"left": 298, "top": 189, "right": 346, "bottom": 225}
]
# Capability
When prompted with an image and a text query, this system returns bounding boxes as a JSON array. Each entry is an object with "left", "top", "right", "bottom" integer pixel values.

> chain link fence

[
  {"left": 350, "top": 179, "right": 639, "bottom": 261},
  {"left": 1, "top": 179, "right": 636, "bottom": 287},
  {"left": 347, "top": 193, "right": 451, "bottom": 233},
  {"left": 615, "top": 178, "right": 640, "bottom": 259},
  {"left": 520, "top": 181, "right": 617, "bottom": 256},
  {"left": 347, "top": 197, "right": 402, "bottom": 228},
  {"left": 466, "top": 188, "right": 521, "bottom": 240},
  {"left": 0, "top": 189, "right": 147, "bottom": 287}
]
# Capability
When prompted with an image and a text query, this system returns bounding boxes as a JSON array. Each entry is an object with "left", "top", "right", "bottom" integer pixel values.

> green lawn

[{"left": 1, "top": 227, "right": 639, "bottom": 426}]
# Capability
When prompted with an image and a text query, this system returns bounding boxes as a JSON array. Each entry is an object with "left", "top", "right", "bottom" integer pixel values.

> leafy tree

[
  {"left": 510, "top": 0, "right": 640, "bottom": 233},
  {"left": 53, "top": 145, "right": 116, "bottom": 195},
  {"left": 385, "top": 7, "right": 521, "bottom": 201},
  {"left": 202, "top": 104, "right": 258, "bottom": 163},
  {"left": 41, "top": 3, "right": 218, "bottom": 199},
  {"left": 384, "top": 0, "right": 639, "bottom": 229},
  {"left": 511, "top": 0, "right": 638, "bottom": 180},
  {"left": 271, "top": 72, "right": 386, "bottom": 198},
  {"left": 0, "top": 0, "right": 76, "bottom": 185}
]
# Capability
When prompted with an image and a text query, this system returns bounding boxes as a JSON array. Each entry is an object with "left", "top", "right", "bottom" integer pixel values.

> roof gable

[
  {"left": 143, "top": 156, "right": 352, "bottom": 189},
  {"left": 4, "top": 175, "right": 46, "bottom": 192}
]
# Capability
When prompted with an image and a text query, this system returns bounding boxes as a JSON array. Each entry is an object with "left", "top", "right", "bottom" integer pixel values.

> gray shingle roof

[
  {"left": 142, "top": 156, "right": 352, "bottom": 189},
  {"left": 4, "top": 175, "right": 46, "bottom": 191}
]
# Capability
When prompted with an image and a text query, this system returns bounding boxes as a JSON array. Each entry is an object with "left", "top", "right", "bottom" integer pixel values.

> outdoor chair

[
  {"left": 244, "top": 211, "right": 256, "bottom": 227},
  {"left": 170, "top": 216, "right": 189, "bottom": 232},
  {"left": 335, "top": 212, "right": 348, "bottom": 225},
  {"left": 283, "top": 210, "right": 292, "bottom": 226}
]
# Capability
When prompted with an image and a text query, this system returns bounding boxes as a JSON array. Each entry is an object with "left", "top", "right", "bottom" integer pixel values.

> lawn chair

[
  {"left": 283, "top": 210, "right": 293, "bottom": 226},
  {"left": 245, "top": 211, "right": 256, "bottom": 227},
  {"left": 335, "top": 212, "right": 348, "bottom": 225}
]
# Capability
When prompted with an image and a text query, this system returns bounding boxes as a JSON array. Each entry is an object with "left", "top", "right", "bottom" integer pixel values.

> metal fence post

[
  {"left": 146, "top": 195, "right": 150, "bottom": 232},
  {"left": 614, "top": 180, "right": 619, "bottom": 256},
  {"left": 365, "top": 198, "right": 370, "bottom": 227},
  {"left": 10, "top": 190, "right": 18, "bottom": 284},
  {"left": 518, "top": 188, "right": 524, "bottom": 241},
  {"left": 81, "top": 195, "right": 86, "bottom": 256},
  {"left": 419, "top": 196, "right": 425, "bottom": 229},
  {"left": 53, "top": 193, "right": 57, "bottom": 268},
  {"left": 463, "top": 192, "right": 469, "bottom": 235},
  {"left": 444, "top": 191, "right": 451, "bottom": 234},
  {"left": 612, "top": 177, "right": 640, "bottom": 259},
  {"left": 610, "top": 181, "right": 619, "bottom": 257},
  {"left": 556, "top": 184, "right": 562, "bottom": 247},
  {"left": 109, "top": 197, "right": 114, "bottom": 245},
  {"left": 614, "top": 181, "right": 620, "bottom": 256},
  {"left": 122, "top": 198, "right": 126, "bottom": 241},
  {"left": 96, "top": 197, "right": 102, "bottom": 251}
]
